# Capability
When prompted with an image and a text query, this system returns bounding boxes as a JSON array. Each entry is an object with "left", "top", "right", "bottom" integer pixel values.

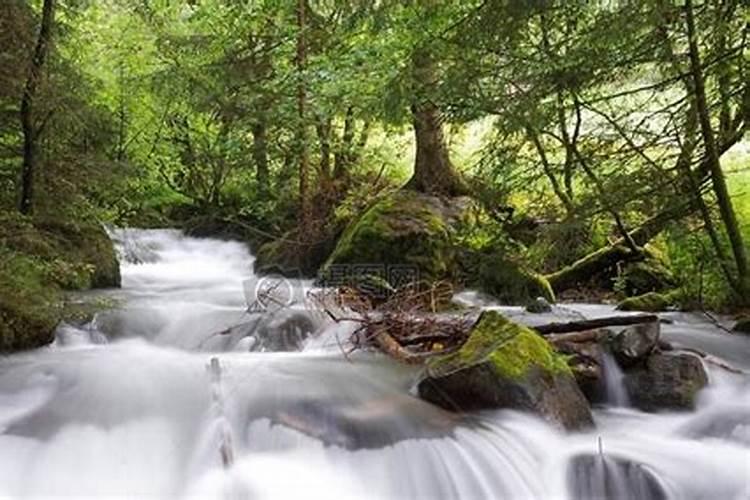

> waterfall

[
  {"left": 600, "top": 351, "right": 631, "bottom": 407},
  {"left": 0, "top": 229, "right": 748, "bottom": 499}
]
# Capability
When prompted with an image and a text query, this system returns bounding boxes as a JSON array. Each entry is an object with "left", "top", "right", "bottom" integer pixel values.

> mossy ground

[
  {"left": 617, "top": 291, "right": 674, "bottom": 312},
  {"left": 0, "top": 211, "right": 120, "bottom": 352},
  {"left": 427, "top": 310, "right": 571, "bottom": 380}
]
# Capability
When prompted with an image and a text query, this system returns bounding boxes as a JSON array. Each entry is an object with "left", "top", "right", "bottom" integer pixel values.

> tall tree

[{"left": 18, "top": 0, "right": 56, "bottom": 214}]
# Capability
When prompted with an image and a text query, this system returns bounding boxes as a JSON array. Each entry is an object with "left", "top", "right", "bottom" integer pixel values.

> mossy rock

[
  {"left": 616, "top": 292, "right": 672, "bottom": 312},
  {"left": 460, "top": 249, "right": 555, "bottom": 305},
  {"left": 323, "top": 190, "right": 472, "bottom": 283},
  {"left": 0, "top": 213, "right": 120, "bottom": 290},
  {"left": 0, "top": 250, "right": 61, "bottom": 352},
  {"left": 33, "top": 218, "right": 121, "bottom": 289},
  {"left": 418, "top": 310, "right": 593, "bottom": 430}
]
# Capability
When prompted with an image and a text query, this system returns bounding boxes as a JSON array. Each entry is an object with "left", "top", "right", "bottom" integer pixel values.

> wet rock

[
  {"left": 563, "top": 342, "right": 605, "bottom": 403},
  {"left": 213, "top": 310, "right": 318, "bottom": 352},
  {"left": 567, "top": 454, "right": 667, "bottom": 500},
  {"left": 418, "top": 310, "right": 593, "bottom": 430},
  {"left": 623, "top": 352, "right": 708, "bottom": 411},
  {"left": 610, "top": 322, "right": 660, "bottom": 368},
  {"left": 526, "top": 297, "right": 552, "bottom": 313}
]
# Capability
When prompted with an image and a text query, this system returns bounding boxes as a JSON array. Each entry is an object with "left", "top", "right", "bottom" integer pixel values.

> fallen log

[
  {"left": 545, "top": 203, "right": 692, "bottom": 291},
  {"left": 533, "top": 314, "right": 658, "bottom": 335},
  {"left": 546, "top": 330, "right": 603, "bottom": 344}
]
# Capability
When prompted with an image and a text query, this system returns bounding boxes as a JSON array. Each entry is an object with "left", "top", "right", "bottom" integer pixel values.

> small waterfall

[{"left": 601, "top": 351, "right": 630, "bottom": 407}]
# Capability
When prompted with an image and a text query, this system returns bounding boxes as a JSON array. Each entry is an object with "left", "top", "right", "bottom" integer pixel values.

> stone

[
  {"left": 323, "top": 190, "right": 472, "bottom": 283},
  {"left": 567, "top": 454, "right": 667, "bottom": 500},
  {"left": 418, "top": 310, "right": 593, "bottom": 430},
  {"left": 526, "top": 296, "right": 552, "bottom": 313},
  {"left": 609, "top": 322, "right": 660, "bottom": 367},
  {"left": 623, "top": 352, "right": 708, "bottom": 411}
]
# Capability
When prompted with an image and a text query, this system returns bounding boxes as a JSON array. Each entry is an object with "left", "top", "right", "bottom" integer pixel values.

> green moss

[
  {"left": 0, "top": 211, "right": 122, "bottom": 352},
  {"left": 427, "top": 310, "right": 571, "bottom": 380},
  {"left": 323, "top": 191, "right": 458, "bottom": 282},
  {"left": 616, "top": 291, "right": 672, "bottom": 312},
  {"left": 478, "top": 255, "right": 555, "bottom": 304},
  {"left": 0, "top": 249, "right": 62, "bottom": 352}
]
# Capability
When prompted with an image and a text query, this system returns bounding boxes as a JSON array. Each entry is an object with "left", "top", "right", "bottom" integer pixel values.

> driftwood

[
  {"left": 533, "top": 314, "right": 659, "bottom": 335},
  {"left": 308, "top": 282, "right": 474, "bottom": 362}
]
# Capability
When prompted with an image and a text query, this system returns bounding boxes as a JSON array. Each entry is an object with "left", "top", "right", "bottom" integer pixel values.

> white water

[
  {"left": 0, "top": 229, "right": 748, "bottom": 499},
  {"left": 600, "top": 351, "right": 630, "bottom": 407}
]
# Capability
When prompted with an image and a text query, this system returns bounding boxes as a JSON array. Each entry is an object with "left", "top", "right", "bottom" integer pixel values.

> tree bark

[
  {"left": 19, "top": 0, "right": 55, "bottom": 215},
  {"left": 252, "top": 119, "right": 269, "bottom": 195},
  {"left": 404, "top": 46, "right": 467, "bottom": 196},
  {"left": 296, "top": 0, "right": 312, "bottom": 233},
  {"left": 684, "top": 0, "right": 749, "bottom": 297}
]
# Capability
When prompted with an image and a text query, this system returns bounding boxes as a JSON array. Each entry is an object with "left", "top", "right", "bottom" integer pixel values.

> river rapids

[{"left": 0, "top": 229, "right": 748, "bottom": 499}]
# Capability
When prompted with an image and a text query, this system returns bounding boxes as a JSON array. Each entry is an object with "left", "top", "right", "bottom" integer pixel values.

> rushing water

[{"left": 0, "top": 229, "right": 748, "bottom": 499}]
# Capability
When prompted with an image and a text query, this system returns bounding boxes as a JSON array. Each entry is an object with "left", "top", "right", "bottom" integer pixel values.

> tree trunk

[
  {"left": 296, "top": 0, "right": 312, "bottom": 233},
  {"left": 404, "top": 46, "right": 467, "bottom": 196},
  {"left": 684, "top": 0, "right": 750, "bottom": 297},
  {"left": 252, "top": 120, "right": 269, "bottom": 195},
  {"left": 19, "top": 0, "right": 55, "bottom": 215}
]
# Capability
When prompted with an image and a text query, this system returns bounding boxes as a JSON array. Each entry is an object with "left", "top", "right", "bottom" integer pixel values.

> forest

[{"left": 0, "top": 1, "right": 749, "bottom": 498}]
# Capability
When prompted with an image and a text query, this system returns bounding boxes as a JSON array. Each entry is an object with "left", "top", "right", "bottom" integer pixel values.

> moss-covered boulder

[
  {"left": 0, "top": 212, "right": 121, "bottom": 352},
  {"left": 0, "top": 250, "right": 61, "bottom": 352},
  {"left": 460, "top": 249, "right": 555, "bottom": 305},
  {"left": 418, "top": 310, "right": 593, "bottom": 430},
  {"left": 33, "top": 218, "right": 121, "bottom": 288},
  {"left": 0, "top": 214, "right": 120, "bottom": 290},
  {"left": 323, "top": 190, "right": 472, "bottom": 283},
  {"left": 616, "top": 292, "right": 672, "bottom": 312}
]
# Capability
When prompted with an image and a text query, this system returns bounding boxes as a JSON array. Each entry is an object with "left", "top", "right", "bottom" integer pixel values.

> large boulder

[
  {"left": 323, "top": 190, "right": 470, "bottom": 283},
  {"left": 418, "top": 310, "right": 593, "bottom": 430},
  {"left": 609, "top": 322, "right": 660, "bottom": 367},
  {"left": 623, "top": 352, "right": 708, "bottom": 411},
  {"left": 33, "top": 218, "right": 121, "bottom": 288},
  {"left": 0, "top": 213, "right": 121, "bottom": 352}
]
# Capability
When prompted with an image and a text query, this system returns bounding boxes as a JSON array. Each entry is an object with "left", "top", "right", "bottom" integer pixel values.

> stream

[{"left": 0, "top": 229, "right": 748, "bottom": 499}]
